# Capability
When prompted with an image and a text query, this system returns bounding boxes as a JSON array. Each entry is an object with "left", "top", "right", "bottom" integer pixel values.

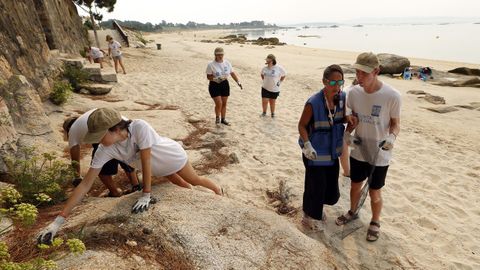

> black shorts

[
  {"left": 92, "top": 144, "right": 134, "bottom": 176},
  {"left": 261, "top": 88, "right": 280, "bottom": 99},
  {"left": 209, "top": 80, "right": 230, "bottom": 98},
  {"left": 350, "top": 157, "right": 389, "bottom": 190}
]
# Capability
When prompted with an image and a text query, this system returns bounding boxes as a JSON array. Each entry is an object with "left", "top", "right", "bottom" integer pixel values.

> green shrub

[
  {"left": 49, "top": 81, "right": 72, "bottom": 105},
  {"left": 3, "top": 147, "right": 74, "bottom": 204},
  {"left": 63, "top": 65, "right": 89, "bottom": 92}
]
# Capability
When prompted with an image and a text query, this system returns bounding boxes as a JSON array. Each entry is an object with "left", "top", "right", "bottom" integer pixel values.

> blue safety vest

[{"left": 299, "top": 90, "right": 346, "bottom": 166}]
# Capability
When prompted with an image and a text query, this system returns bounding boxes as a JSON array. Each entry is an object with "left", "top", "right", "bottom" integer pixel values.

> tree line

[{"left": 98, "top": 19, "right": 278, "bottom": 32}]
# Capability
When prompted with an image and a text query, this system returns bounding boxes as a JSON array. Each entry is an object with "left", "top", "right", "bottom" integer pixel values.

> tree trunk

[{"left": 89, "top": 9, "right": 100, "bottom": 48}]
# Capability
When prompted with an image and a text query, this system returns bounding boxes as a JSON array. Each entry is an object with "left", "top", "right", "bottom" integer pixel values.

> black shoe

[
  {"left": 221, "top": 119, "right": 230, "bottom": 126},
  {"left": 271, "top": 113, "right": 275, "bottom": 118},
  {"left": 215, "top": 117, "right": 220, "bottom": 125}
]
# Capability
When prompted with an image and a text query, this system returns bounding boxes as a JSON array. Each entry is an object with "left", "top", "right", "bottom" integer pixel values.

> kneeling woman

[
  {"left": 38, "top": 108, "right": 222, "bottom": 244},
  {"left": 298, "top": 65, "right": 348, "bottom": 231}
]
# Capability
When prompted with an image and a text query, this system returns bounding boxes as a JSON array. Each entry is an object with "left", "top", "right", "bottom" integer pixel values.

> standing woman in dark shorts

[
  {"left": 298, "top": 64, "right": 350, "bottom": 231},
  {"left": 260, "top": 54, "right": 286, "bottom": 118},
  {"left": 206, "top": 47, "right": 242, "bottom": 125}
]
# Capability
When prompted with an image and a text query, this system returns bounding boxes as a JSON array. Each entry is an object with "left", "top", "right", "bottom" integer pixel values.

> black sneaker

[
  {"left": 215, "top": 117, "right": 220, "bottom": 125},
  {"left": 221, "top": 119, "right": 230, "bottom": 126},
  {"left": 271, "top": 113, "right": 275, "bottom": 118}
]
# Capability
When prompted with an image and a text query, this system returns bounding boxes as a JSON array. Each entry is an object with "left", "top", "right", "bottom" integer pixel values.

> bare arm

[
  {"left": 298, "top": 104, "right": 313, "bottom": 142},
  {"left": 140, "top": 148, "right": 152, "bottom": 193},
  {"left": 389, "top": 117, "right": 400, "bottom": 137},
  {"left": 280, "top": 75, "right": 286, "bottom": 82},
  {"left": 230, "top": 72, "right": 240, "bottom": 83},
  {"left": 69, "top": 145, "right": 81, "bottom": 176},
  {"left": 60, "top": 167, "right": 101, "bottom": 217}
]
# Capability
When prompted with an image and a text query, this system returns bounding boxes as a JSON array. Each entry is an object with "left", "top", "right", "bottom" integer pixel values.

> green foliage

[
  {"left": 49, "top": 81, "right": 72, "bottom": 105},
  {"left": 0, "top": 187, "right": 21, "bottom": 206},
  {"left": 66, "top": 239, "right": 86, "bottom": 255},
  {"left": 62, "top": 65, "right": 89, "bottom": 92},
  {"left": 3, "top": 147, "right": 74, "bottom": 204},
  {"left": 134, "top": 33, "right": 147, "bottom": 45}
]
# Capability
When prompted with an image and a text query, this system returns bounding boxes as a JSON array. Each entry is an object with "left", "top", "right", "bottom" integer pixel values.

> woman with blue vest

[{"left": 298, "top": 64, "right": 348, "bottom": 231}]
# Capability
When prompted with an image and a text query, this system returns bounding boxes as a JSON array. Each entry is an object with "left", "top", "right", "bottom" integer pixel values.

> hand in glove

[
  {"left": 37, "top": 216, "right": 65, "bottom": 245},
  {"left": 237, "top": 81, "right": 243, "bottom": 90},
  {"left": 380, "top": 133, "right": 396, "bottom": 150},
  {"left": 302, "top": 141, "right": 317, "bottom": 160},
  {"left": 132, "top": 193, "right": 151, "bottom": 214},
  {"left": 344, "top": 132, "right": 361, "bottom": 147}
]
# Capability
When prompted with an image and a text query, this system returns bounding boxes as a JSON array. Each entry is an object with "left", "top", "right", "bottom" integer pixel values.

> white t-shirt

[
  {"left": 261, "top": 65, "right": 286, "bottom": 92},
  {"left": 90, "top": 47, "right": 104, "bottom": 59},
  {"left": 91, "top": 119, "right": 188, "bottom": 176},
  {"left": 68, "top": 108, "right": 96, "bottom": 149},
  {"left": 108, "top": 41, "right": 122, "bottom": 57},
  {"left": 346, "top": 82, "right": 401, "bottom": 166},
  {"left": 206, "top": 60, "right": 233, "bottom": 81}
]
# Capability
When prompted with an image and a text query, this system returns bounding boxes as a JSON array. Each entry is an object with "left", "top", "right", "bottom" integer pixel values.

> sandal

[
  {"left": 335, "top": 210, "right": 359, "bottom": 226},
  {"left": 366, "top": 221, "right": 380, "bottom": 242}
]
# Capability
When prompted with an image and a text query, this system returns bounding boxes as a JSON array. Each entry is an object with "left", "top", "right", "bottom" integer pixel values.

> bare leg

[
  {"left": 176, "top": 161, "right": 222, "bottom": 195},
  {"left": 340, "top": 141, "right": 350, "bottom": 176},
  {"left": 166, "top": 173, "right": 192, "bottom": 189},
  {"left": 99, "top": 58, "right": 104, "bottom": 69},
  {"left": 212, "top": 96, "right": 222, "bottom": 117},
  {"left": 349, "top": 181, "right": 363, "bottom": 212},
  {"left": 262, "top": 98, "right": 268, "bottom": 113},
  {"left": 119, "top": 59, "right": 126, "bottom": 74},
  {"left": 369, "top": 189, "right": 382, "bottom": 222},
  {"left": 126, "top": 171, "right": 139, "bottom": 186},
  {"left": 268, "top": 98, "right": 276, "bottom": 115},
  {"left": 99, "top": 174, "right": 122, "bottom": 197},
  {"left": 220, "top": 96, "right": 228, "bottom": 118},
  {"left": 114, "top": 59, "right": 119, "bottom": 73}
]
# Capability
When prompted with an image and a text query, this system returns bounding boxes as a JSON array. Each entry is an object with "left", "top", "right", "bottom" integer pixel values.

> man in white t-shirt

[
  {"left": 62, "top": 109, "right": 140, "bottom": 196},
  {"left": 335, "top": 52, "right": 401, "bottom": 242},
  {"left": 85, "top": 46, "right": 106, "bottom": 68},
  {"left": 260, "top": 54, "right": 286, "bottom": 118}
]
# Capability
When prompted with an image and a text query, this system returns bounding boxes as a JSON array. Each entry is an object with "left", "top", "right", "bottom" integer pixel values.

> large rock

[
  {"left": 448, "top": 67, "right": 480, "bottom": 76},
  {"left": 56, "top": 185, "right": 338, "bottom": 269},
  {"left": 433, "top": 77, "right": 480, "bottom": 88},
  {"left": 101, "top": 70, "right": 118, "bottom": 83},
  {"left": 377, "top": 53, "right": 410, "bottom": 75}
]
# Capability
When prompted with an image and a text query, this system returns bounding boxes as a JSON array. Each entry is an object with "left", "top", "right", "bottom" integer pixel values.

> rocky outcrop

[
  {"left": 448, "top": 67, "right": 480, "bottom": 77},
  {"left": 0, "top": 0, "right": 88, "bottom": 172},
  {"left": 377, "top": 53, "right": 410, "bottom": 75},
  {"left": 55, "top": 185, "right": 337, "bottom": 269}
]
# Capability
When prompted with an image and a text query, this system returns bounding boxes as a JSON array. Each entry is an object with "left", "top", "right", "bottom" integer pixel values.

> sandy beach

[{"left": 58, "top": 29, "right": 479, "bottom": 269}]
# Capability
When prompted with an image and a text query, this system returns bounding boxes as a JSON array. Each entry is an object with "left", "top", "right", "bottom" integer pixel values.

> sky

[{"left": 80, "top": 0, "right": 480, "bottom": 25}]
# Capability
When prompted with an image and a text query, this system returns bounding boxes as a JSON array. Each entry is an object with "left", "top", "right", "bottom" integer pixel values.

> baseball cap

[
  {"left": 83, "top": 108, "right": 122, "bottom": 144},
  {"left": 214, "top": 47, "right": 224, "bottom": 55},
  {"left": 353, "top": 52, "right": 379, "bottom": 73},
  {"left": 266, "top": 54, "right": 276, "bottom": 61}
]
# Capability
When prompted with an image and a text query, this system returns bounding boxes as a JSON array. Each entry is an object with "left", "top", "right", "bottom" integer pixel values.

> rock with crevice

[
  {"left": 423, "top": 94, "right": 446, "bottom": 105},
  {"left": 78, "top": 83, "right": 113, "bottom": 95},
  {"left": 426, "top": 106, "right": 459, "bottom": 114},
  {"left": 56, "top": 185, "right": 338, "bottom": 269},
  {"left": 448, "top": 67, "right": 480, "bottom": 76}
]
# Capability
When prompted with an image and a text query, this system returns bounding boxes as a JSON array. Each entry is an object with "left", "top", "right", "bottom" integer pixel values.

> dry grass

[
  {"left": 133, "top": 101, "right": 180, "bottom": 111},
  {"left": 266, "top": 179, "right": 298, "bottom": 216}
]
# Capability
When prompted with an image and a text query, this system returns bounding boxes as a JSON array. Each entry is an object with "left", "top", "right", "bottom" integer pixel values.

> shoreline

[{"left": 164, "top": 28, "right": 480, "bottom": 68}]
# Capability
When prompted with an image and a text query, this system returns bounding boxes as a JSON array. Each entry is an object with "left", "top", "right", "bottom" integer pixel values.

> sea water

[{"left": 235, "top": 23, "right": 480, "bottom": 64}]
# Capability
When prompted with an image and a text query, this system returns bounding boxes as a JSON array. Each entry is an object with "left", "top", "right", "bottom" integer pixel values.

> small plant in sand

[
  {"left": 3, "top": 147, "right": 74, "bottom": 204},
  {"left": 49, "top": 80, "right": 73, "bottom": 105},
  {"left": 63, "top": 65, "right": 89, "bottom": 92},
  {"left": 266, "top": 179, "right": 298, "bottom": 216}
]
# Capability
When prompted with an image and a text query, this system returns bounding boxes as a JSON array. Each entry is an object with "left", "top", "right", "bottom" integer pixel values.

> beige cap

[
  {"left": 266, "top": 54, "right": 276, "bottom": 61},
  {"left": 214, "top": 47, "right": 224, "bottom": 55},
  {"left": 84, "top": 108, "right": 122, "bottom": 144},
  {"left": 352, "top": 52, "right": 379, "bottom": 73}
]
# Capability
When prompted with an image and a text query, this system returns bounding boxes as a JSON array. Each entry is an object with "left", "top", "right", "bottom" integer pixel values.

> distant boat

[
  {"left": 303, "top": 25, "right": 310, "bottom": 29},
  {"left": 330, "top": 25, "right": 339, "bottom": 28},
  {"left": 353, "top": 24, "right": 363, "bottom": 27}
]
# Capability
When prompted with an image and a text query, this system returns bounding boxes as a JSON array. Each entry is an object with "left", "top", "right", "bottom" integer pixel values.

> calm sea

[{"left": 235, "top": 23, "right": 480, "bottom": 64}]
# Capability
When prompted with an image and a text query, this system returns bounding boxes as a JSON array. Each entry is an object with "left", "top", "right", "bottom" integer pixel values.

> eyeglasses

[{"left": 325, "top": 79, "right": 344, "bottom": 86}]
